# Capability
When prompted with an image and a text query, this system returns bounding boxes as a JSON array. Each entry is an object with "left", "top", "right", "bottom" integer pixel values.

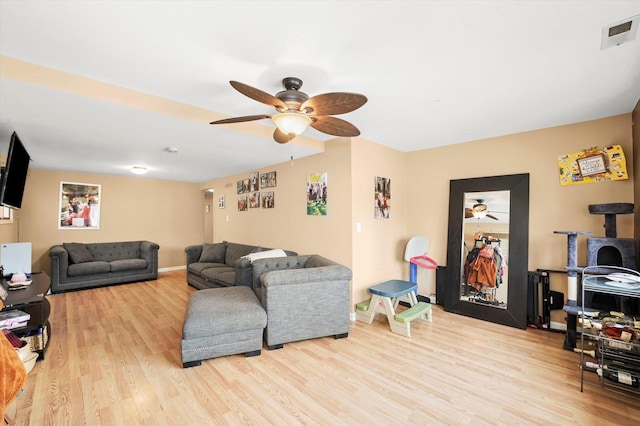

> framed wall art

[
  {"left": 262, "top": 191, "right": 274, "bottom": 208},
  {"left": 558, "top": 145, "right": 628, "bottom": 186},
  {"left": 249, "top": 192, "right": 260, "bottom": 208},
  {"left": 307, "top": 172, "right": 327, "bottom": 216},
  {"left": 59, "top": 181, "right": 101, "bottom": 229},
  {"left": 267, "top": 171, "right": 277, "bottom": 187},
  {"left": 374, "top": 176, "right": 391, "bottom": 219},
  {"left": 0, "top": 206, "right": 12, "bottom": 224},
  {"left": 249, "top": 172, "right": 259, "bottom": 192},
  {"left": 237, "top": 196, "right": 248, "bottom": 211},
  {"left": 218, "top": 195, "right": 225, "bottom": 209}
]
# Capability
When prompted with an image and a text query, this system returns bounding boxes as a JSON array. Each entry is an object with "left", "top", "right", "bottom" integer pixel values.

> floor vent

[{"left": 601, "top": 14, "right": 639, "bottom": 49}]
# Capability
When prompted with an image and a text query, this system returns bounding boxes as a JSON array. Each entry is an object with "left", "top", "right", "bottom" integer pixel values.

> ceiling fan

[
  {"left": 465, "top": 199, "right": 506, "bottom": 221},
  {"left": 209, "top": 77, "right": 367, "bottom": 144}
]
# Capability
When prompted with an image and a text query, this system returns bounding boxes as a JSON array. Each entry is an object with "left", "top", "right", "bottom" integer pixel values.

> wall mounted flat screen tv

[{"left": 0, "top": 131, "right": 31, "bottom": 209}]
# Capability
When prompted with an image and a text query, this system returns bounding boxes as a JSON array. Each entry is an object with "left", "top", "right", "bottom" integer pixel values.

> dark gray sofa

[
  {"left": 184, "top": 241, "right": 297, "bottom": 289},
  {"left": 49, "top": 241, "right": 159, "bottom": 293}
]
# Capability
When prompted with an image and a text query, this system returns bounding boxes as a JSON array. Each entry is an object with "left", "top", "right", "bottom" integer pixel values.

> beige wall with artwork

[
  {"left": 203, "top": 138, "right": 353, "bottom": 270},
  {"left": 405, "top": 113, "right": 634, "bottom": 325},
  {"left": 0, "top": 113, "right": 634, "bottom": 323},
  {"left": 200, "top": 113, "right": 634, "bottom": 318},
  {"left": 2, "top": 169, "right": 203, "bottom": 273}
]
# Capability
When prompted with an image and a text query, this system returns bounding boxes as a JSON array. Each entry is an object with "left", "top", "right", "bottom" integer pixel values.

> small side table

[{"left": 356, "top": 279, "right": 432, "bottom": 337}]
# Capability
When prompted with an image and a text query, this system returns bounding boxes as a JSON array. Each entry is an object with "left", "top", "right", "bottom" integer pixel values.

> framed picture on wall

[
  {"left": 260, "top": 173, "right": 268, "bottom": 189},
  {"left": 0, "top": 206, "right": 12, "bottom": 223},
  {"left": 307, "top": 172, "right": 327, "bottom": 216},
  {"left": 218, "top": 195, "right": 225, "bottom": 209},
  {"left": 238, "top": 196, "right": 248, "bottom": 211},
  {"left": 262, "top": 191, "right": 274, "bottom": 208},
  {"left": 374, "top": 176, "right": 391, "bottom": 219},
  {"left": 267, "top": 171, "right": 277, "bottom": 187},
  {"left": 249, "top": 172, "right": 259, "bottom": 191},
  {"left": 58, "top": 181, "right": 101, "bottom": 229},
  {"left": 249, "top": 192, "right": 260, "bottom": 208}
]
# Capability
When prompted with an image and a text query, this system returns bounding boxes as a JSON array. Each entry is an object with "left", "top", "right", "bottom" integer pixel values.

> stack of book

[{"left": 0, "top": 309, "right": 30, "bottom": 329}]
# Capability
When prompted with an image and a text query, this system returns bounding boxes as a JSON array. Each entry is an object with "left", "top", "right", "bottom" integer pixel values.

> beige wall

[
  {"left": 406, "top": 113, "right": 634, "bottom": 323},
  {"left": 6, "top": 169, "right": 203, "bottom": 272},
  {"left": 203, "top": 138, "right": 353, "bottom": 269},
  {"left": 1, "top": 113, "right": 634, "bottom": 322},
  {"left": 200, "top": 114, "right": 633, "bottom": 317},
  {"left": 349, "top": 138, "right": 409, "bottom": 304}
]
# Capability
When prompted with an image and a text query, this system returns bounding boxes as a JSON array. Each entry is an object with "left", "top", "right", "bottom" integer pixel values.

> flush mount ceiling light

[
  {"left": 210, "top": 77, "right": 367, "bottom": 144},
  {"left": 130, "top": 166, "right": 148, "bottom": 175}
]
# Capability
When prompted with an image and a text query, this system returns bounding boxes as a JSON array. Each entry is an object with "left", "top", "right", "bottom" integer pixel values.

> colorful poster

[
  {"left": 59, "top": 182, "right": 101, "bottom": 229},
  {"left": 307, "top": 173, "right": 327, "bottom": 216},
  {"left": 558, "top": 145, "right": 628, "bottom": 186}
]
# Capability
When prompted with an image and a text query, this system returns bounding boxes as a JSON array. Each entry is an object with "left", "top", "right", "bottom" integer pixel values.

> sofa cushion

[
  {"left": 224, "top": 243, "right": 263, "bottom": 266},
  {"left": 67, "top": 261, "right": 111, "bottom": 277},
  {"left": 88, "top": 242, "right": 141, "bottom": 262},
  {"left": 183, "top": 286, "right": 266, "bottom": 339},
  {"left": 110, "top": 258, "right": 147, "bottom": 272},
  {"left": 242, "top": 248, "right": 287, "bottom": 263},
  {"left": 63, "top": 242, "right": 94, "bottom": 264},
  {"left": 188, "top": 262, "right": 227, "bottom": 275},
  {"left": 199, "top": 243, "right": 227, "bottom": 263},
  {"left": 202, "top": 266, "right": 235, "bottom": 285},
  {"left": 305, "top": 255, "right": 338, "bottom": 268}
]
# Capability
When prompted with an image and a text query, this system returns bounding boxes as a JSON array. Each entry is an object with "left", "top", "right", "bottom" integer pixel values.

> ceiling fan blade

[
  {"left": 310, "top": 116, "right": 361, "bottom": 137},
  {"left": 273, "top": 128, "right": 295, "bottom": 144},
  {"left": 301, "top": 92, "right": 367, "bottom": 115},
  {"left": 209, "top": 114, "right": 271, "bottom": 125},
  {"left": 465, "top": 208, "right": 474, "bottom": 218},
  {"left": 486, "top": 214, "right": 499, "bottom": 221},
  {"left": 229, "top": 81, "right": 287, "bottom": 109}
]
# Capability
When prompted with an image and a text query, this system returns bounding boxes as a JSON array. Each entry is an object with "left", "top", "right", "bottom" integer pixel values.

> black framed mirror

[{"left": 444, "top": 173, "right": 530, "bottom": 329}]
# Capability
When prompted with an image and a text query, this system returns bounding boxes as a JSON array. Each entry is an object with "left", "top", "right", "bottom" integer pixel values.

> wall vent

[{"left": 601, "top": 14, "right": 640, "bottom": 49}]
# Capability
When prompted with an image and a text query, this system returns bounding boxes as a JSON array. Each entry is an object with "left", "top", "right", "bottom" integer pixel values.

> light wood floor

[{"left": 5, "top": 270, "right": 640, "bottom": 425}]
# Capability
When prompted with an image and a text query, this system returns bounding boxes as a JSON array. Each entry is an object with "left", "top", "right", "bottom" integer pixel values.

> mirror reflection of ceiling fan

[
  {"left": 465, "top": 199, "right": 508, "bottom": 221},
  {"left": 209, "top": 77, "right": 367, "bottom": 144}
]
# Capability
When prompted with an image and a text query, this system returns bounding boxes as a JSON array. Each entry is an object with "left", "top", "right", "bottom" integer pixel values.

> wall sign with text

[{"left": 557, "top": 145, "right": 628, "bottom": 186}]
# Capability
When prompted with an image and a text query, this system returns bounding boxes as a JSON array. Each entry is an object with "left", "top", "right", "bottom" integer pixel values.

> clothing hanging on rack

[{"left": 463, "top": 238, "right": 503, "bottom": 293}]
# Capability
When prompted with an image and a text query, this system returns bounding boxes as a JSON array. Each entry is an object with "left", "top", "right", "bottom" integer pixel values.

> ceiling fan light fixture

[
  {"left": 272, "top": 112, "right": 312, "bottom": 136},
  {"left": 472, "top": 210, "right": 487, "bottom": 219}
]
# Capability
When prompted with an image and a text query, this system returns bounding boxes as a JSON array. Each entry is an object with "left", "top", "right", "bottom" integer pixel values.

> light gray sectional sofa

[
  {"left": 181, "top": 244, "right": 352, "bottom": 366},
  {"left": 49, "top": 241, "right": 159, "bottom": 293},
  {"left": 251, "top": 254, "right": 353, "bottom": 349}
]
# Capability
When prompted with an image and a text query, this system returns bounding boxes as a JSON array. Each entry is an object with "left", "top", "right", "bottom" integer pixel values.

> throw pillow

[
  {"left": 63, "top": 242, "right": 94, "bottom": 264},
  {"left": 199, "top": 243, "right": 227, "bottom": 263},
  {"left": 242, "top": 249, "right": 287, "bottom": 263}
]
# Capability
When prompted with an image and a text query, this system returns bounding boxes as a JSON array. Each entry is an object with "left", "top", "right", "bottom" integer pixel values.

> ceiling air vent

[{"left": 601, "top": 14, "right": 640, "bottom": 49}]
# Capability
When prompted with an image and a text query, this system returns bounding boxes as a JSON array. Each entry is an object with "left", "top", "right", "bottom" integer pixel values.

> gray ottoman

[{"left": 181, "top": 286, "right": 267, "bottom": 368}]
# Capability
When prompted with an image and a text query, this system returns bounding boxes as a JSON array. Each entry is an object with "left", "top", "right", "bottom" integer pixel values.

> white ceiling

[{"left": 1, "top": 1, "right": 639, "bottom": 183}]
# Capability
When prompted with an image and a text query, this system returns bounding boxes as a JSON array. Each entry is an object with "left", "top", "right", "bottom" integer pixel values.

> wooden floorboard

[{"left": 5, "top": 270, "right": 640, "bottom": 425}]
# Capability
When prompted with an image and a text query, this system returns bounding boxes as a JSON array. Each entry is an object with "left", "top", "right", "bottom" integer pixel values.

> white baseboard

[{"left": 158, "top": 265, "right": 186, "bottom": 273}]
